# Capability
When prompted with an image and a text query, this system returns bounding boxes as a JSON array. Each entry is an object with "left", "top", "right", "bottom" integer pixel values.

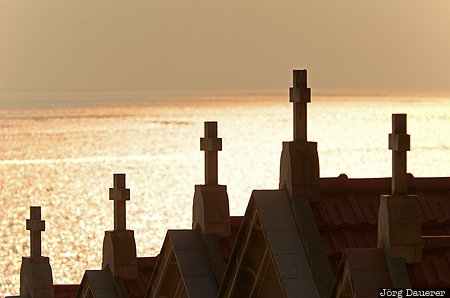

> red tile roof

[
  {"left": 313, "top": 174, "right": 450, "bottom": 287},
  {"left": 408, "top": 250, "right": 450, "bottom": 287},
  {"left": 54, "top": 284, "right": 79, "bottom": 298}
]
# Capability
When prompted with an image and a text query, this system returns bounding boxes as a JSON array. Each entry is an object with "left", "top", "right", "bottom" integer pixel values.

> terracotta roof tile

[
  {"left": 315, "top": 175, "right": 450, "bottom": 288},
  {"left": 422, "top": 236, "right": 450, "bottom": 249},
  {"left": 424, "top": 192, "right": 450, "bottom": 225},
  {"left": 414, "top": 177, "right": 450, "bottom": 190},
  {"left": 54, "top": 284, "right": 79, "bottom": 298},
  {"left": 418, "top": 193, "right": 436, "bottom": 226},
  {"left": 317, "top": 192, "right": 362, "bottom": 228},
  {"left": 408, "top": 250, "right": 450, "bottom": 287},
  {"left": 352, "top": 229, "right": 377, "bottom": 248},
  {"left": 353, "top": 193, "right": 380, "bottom": 226},
  {"left": 320, "top": 229, "right": 358, "bottom": 258}
]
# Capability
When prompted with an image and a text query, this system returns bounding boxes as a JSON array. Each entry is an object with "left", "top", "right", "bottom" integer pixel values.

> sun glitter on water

[{"left": 1, "top": 95, "right": 450, "bottom": 295}]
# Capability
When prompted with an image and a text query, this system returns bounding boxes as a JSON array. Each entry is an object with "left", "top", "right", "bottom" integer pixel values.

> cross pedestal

[
  {"left": 279, "top": 70, "right": 333, "bottom": 296},
  {"left": 280, "top": 69, "right": 320, "bottom": 201},
  {"left": 378, "top": 114, "right": 421, "bottom": 264},
  {"left": 19, "top": 206, "right": 54, "bottom": 298},
  {"left": 193, "top": 121, "right": 231, "bottom": 237},
  {"left": 102, "top": 174, "right": 137, "bottom": 279}
]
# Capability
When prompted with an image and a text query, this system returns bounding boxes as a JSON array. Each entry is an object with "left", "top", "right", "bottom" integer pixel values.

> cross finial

[
  {"left": 388, "top": 114, "right": 410, "bottom": 195},
  {"left": 289, "top": 69, "right": 311, "bottom": 141},
  {"left": 109, "top": 173, "right": 130, "bottom": 230},
  {"left": 200, "top": 121, "right": 222, "bottom": 185},
  {"left": 26, "top": 206, "right": 45, "bottom": 258}
]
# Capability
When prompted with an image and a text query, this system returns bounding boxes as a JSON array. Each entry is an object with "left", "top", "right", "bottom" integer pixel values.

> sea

[{"left": 1, "top": 93, "right": 450, "bottom": 295}]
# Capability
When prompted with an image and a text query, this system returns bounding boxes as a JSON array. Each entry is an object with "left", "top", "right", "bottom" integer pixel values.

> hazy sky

[{"left": 1, "top": 0, "right": 449, "bottom": 93}]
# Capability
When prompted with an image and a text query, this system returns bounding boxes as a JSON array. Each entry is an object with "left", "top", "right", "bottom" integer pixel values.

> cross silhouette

[
  {"left": 26, "top": 206, "right": 45, "bottom": 258},
  {"left": 200, "top": 122, "right": 222, "bottom": 185},
  {"left": 289, "top": 69, "right": 311, "bottom": 141},
  {"left": 389, "top": 114, "right": 410, "bottom": 195},
  {"left": 109, "top": 174, "right": 130, "bottom": 230}
]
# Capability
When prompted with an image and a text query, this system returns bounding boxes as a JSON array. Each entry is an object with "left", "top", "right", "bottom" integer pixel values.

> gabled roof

[
  {"left": 146, "top": 230, "right": 218, "bottom": 298},
  {"left": 219, "top": 189, "right": 320, "bottom": 298},
  {"left": 313, "top": 174, "right": 450, "bottom": 287},
  {"left": 331, "top": 248, "right": 392, "bottom": 298},
  {"left": 77, "top": 270, "right": 119, "bottom": 298}
]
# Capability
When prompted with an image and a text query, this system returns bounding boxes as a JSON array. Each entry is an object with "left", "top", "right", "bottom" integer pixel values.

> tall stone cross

[
  {"left": 200, "top": 122, "right": 222, "bottom": 185},
  {"left": 109, "top": 174, "right": 130, "bottom": 231},
  {"left": 289, "top": 69, "right": 311, "bottom": 141},
  {"left": 388, "top": 114, "right": 410, "bottom": 195},
  {"left": 26, "top": 206, "right": 45, "bottom": 258}
]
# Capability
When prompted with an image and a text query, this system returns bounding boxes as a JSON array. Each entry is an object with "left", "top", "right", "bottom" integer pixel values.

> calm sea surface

[{"left": 1, "top": 94, "right": 450, "bottom": 295}]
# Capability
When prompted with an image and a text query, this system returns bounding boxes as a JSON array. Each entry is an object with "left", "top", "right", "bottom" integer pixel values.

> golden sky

[{"left": 1, "top": 0, "right": 449, "bottom": 93}]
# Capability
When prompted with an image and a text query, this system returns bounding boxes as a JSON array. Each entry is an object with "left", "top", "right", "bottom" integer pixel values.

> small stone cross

[
  {"left": 200, "top": 122, "right": 222, "bottom": 185},
  {"left": 389, "top": 114, "right": 410, "bottom": 195},
  {"left": 109, "top": 174, "right": 130, "bottom": 231},
  {"left": 26, "top": 206, "right": 45, "bottom": 258},
  {"left": 289, "top": 69, "right": 311, "bottom": 141}
]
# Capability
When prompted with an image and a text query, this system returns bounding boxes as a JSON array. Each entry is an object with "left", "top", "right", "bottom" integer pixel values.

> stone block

[
  {"left": 102, "top": 230, "right": 137, "bottom": 279},
  {"left": 26, "top": 219, "right": 45, "bottom": 231},
  {"left": 392, "top": 114, "right": 407, "bottom": 133},
  {"left": 204, "top": 121, "right": 218, "bottom": 137},
  {"left": 20, "top": 257, "right": 54, "bottom": 298},
  {"left": 192, "top": 184, "right": 231, "bottom": 237},
  {"left": 279, "top": 141, "right": 321, "bottom": 201},
  {"left": 289, "top": 87, "right": 311, "bottom": 103},
  {"left": 289, "top": 70, "right": 311, "bottom": 103},
  {"left": 389, "top": 134, "right": 410, "bottom": 152},
  {"left": 200, "top": 137, "right": 222, "bottom": 151},
  {"left": 109, "top": 188, "right": 130, "bottom": 201},
  {"left": 377, "top": 194, "right": 422, "bottom": 263}
]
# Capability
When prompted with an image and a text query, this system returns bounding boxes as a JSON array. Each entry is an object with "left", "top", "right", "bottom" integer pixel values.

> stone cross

[
  {"left": 388, "top": 114, "right": 410, "bottom": 195},
  {"left": 200, "top": 121, "right": 222, "bottom": 185},
  {"left": 26, "top": 206, "right": 45, "bottom": 258},
  {"left": 109, "top": 174, "right": 130, "bottom": 231},
  {"left": 289, "top": 69, "right": 311, "bottom": 141}
]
